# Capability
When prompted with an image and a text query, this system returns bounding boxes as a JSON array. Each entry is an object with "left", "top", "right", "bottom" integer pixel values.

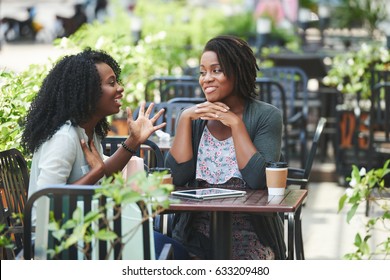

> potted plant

[
  {"left": 322, "top": 42, "right": 390, "bottom": 104},
  {"left": 338, "top": 159, "right": 390, "bottom": 259},
  {"left": 331, "top": 0, "right": 388, "bottom": 37},
  {"left": 322, "top": 43, "right": 390, "bottom": 182}
]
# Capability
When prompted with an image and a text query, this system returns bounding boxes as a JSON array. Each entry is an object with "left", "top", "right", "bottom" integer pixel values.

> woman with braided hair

[
  {"left": 22, "top": 48, "right": 165, "bottom": 198},
  {"left": 166, "top": 35, "right": 286, "bottom": 259}
]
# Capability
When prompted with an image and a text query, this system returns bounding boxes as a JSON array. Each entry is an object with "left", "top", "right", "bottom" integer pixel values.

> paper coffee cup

[{"left": 266, "top": 162, "right": 288, "bottom": 196}]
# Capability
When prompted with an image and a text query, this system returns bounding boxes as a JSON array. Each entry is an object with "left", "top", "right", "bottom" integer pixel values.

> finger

[
  {"left": 145, "top": 102, "right": 155, "bottom": 117},
  {"left": 153, "top": 123, "right": 167, "bottom": 131},
  {"left": 80, "top": 139, "right": 90, "bottom": 151},
  {"left": 126, "top": 107, "right": 134, "bottom": 120},
  {"left": 199, "top": 112, "right": 219, "bottom": 119},
  {"left": 213, "top": 102, "right": 230, "bottom": 111},
  {"left": 138, "top": 101, "right": 146, "bottom": 116},
  {"left": 196, "top": 101, "right": 211, "bottom": 108},
  {"left": 151, "top": 108, "right": 165, "bottom": 122},
  {"left": 89, "top": 140, "right": 99, "bottom": 154},
  {"left": 195, "top": 102, "right": 228, "bottom": 113}
]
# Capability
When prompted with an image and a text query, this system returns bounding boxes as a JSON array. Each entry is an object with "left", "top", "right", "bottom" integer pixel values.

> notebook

[{"left": 171, "top": 188, "right": 246, "bottom": 200}]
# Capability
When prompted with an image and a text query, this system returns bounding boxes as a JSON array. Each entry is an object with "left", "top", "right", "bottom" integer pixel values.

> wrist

[{"left": 122, "top": 141, "right": 138, "bottom": 154}]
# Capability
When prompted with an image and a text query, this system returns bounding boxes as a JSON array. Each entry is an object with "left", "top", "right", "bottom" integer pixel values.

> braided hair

[
  {"left": 202, "top": 35, "right": 259, "bottom": 99},
  {"left": 21, "top": 48, "right": 121, "bottom": 153}
]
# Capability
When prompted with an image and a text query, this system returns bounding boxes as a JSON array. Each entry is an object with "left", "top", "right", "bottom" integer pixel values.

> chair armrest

[
  {"left": 287, "top": 167, "right": 305, "bottom": 179},
  {"left": 158, "top": 243, "right": 174, "bottom": 260},
  {"left": 287, "top": 178, "right": 308, "bottom": 187}
]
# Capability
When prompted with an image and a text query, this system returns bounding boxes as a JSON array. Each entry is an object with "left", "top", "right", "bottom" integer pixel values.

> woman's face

[
  {"left": 199, "top": 51, "right": 234, "bottom": 103},
  {"left": 95, "top": 62, "right": 124, "bottom": 117}
]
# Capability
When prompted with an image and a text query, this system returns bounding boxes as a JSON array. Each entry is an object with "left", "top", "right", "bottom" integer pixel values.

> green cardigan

[{"left": 165, "top": 98, "right": 286, "bottom": 259}]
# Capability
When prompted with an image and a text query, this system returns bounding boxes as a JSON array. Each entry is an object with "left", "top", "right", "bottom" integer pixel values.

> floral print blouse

[{"left": 196, "top": 126, "right": 243, "bottom": 184}]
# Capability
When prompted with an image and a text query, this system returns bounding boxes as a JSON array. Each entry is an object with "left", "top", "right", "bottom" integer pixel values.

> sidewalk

[{"left": 0, "top": 42, "right": 65, "bottom": 72}]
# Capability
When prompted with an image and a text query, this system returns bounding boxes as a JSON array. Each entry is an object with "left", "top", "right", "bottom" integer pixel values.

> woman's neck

[
  {"left": 223, "top": 96, "right": 245, "bottom": 116},
  {"left": 80, "top": 122, "right": 96, "bottom": 142}
]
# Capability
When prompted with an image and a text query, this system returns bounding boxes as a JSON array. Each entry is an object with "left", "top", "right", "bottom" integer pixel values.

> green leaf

[
  {"left": 95, "top": 229, "right": 118, "bottom": 241},
  {"left": 338, "top": 194, "right": 347, "bottom": 212},
  {"left": 347, "top": 203, "right": 359, "bottom": 223},
  {"left": 52, "top": 229, "right": 66, "bottom": 241}
]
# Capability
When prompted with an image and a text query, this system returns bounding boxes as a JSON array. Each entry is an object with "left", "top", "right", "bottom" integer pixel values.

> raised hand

[{"left": 126, "top": 101, "right": 166, "bottom": 146}]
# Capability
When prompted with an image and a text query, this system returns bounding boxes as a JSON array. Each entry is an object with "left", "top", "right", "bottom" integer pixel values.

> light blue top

[{"left": 28, "top": 120, "right": 104, "bottom": 198}]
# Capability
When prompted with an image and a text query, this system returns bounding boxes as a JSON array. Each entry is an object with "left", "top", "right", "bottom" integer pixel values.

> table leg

[{"left": 210, "top": 211, "right": 232, "bottom": 259}]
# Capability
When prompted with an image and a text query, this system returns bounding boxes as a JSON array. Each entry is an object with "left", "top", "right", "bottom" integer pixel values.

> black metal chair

[
  {"left": 101, "top": 137, "right": 164, "bottom": 170},
  {"left": 23, "top": 185, "right": 172, "bottom": 260},
  {"left": 285, "top": 117, "right": 327, "bottom": 260},
  {"left": 144, "top": 76, "right": 202, "bottom": 102},
  {"left": 0, "top": 148, "right": 29, "bottom": 257},
  {"left": 261, "top": 66, "right": 311, "bottom": 168},
  {"left": 287, "top": 117, "right": 327, "bottom": 190},
  {"left": 167, "top": 97, "right": 206, "bottom": 104}
]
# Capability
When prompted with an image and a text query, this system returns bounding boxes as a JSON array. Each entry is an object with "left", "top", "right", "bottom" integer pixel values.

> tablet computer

[{"left": 171, "top": 188, "right": 246, "bottom": 200}]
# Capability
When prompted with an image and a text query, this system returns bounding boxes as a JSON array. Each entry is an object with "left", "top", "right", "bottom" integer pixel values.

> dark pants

[{"left": 154, "top": 231, "right": 189, "bottom": 260}]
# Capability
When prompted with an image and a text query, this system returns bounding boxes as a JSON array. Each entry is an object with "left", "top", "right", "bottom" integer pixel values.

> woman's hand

[
  {"left": 126, "top": 101, "right": 166, "bottom": 146},
  {"left": 181, "top": 101, "right": 229, "bottom": 120},
  {"left": 80, "top": 139, "right": 105, "bottom": 181},
  {"left": 194, "top": 101, "right": 240, "bottom": 127}
]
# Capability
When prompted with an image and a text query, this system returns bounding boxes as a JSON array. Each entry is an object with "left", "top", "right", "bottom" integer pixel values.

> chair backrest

[
  {"left": 261, "top": 66, "right": 309, "bottom": 120},
  {"left": 286, "top": 117, "right": 327, "bottom": 190},
  {"left": 144, "top": 76, "right": 201, "bottom": 102},
  {"left": 255, "top": 77, "right": 290, "bottom": 163},
  {"left": 303, "top": 117, "right": 327, "bottom": 181},
  {"left": 101, "top": 137, "right": 164, "bottom": 169},
  {"left": 161, "top": 80, "right": 203, "bottom": 101},
  {"left": 261, "top": 66, "right": 310, "bottom": 168},
  {"left": 167, "top": 97, "right": 206, "bottom": 104},
  {"left": 370, "top": 69, "right": 390, "bottom": 90},
  {"left": 368, "top": 82, "right": 390, "bottom": 169},
  {"left": 0, "top": 148, "right": 29, "bottom": 255},
  {"left": 23, "top": 185, "right": 154, "bottom": 260},
  {"left": 132, "top": 102, "right": 195, "bottom": 136},
  {"left": 0, "top": 148, "right": 29, "bottom": 217}
]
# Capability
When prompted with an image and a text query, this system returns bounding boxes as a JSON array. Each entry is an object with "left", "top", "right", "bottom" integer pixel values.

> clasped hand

[{"left": 190, "top": 101, "right": 239, "bottom": 127}]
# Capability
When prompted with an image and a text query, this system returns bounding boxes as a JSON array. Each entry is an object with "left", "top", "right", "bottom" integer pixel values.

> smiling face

[
  {"left": 94, "top": 62, "right": 124, "bottom": 118},
  {"left": 199, "top": 51, "right": 235, "bottom": 103}
]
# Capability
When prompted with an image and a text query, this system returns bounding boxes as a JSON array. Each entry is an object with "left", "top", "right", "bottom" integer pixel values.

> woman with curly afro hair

[{"left": 22, "top": 48, "right": 165, "bottom": 197}]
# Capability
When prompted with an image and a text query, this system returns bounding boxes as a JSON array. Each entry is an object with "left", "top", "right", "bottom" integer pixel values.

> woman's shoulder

[
  {"left": 56, "top": 121, "right": 79, "bottom": 135},
  {"left": 247, "top": 98, "right": 281, "bottom": 114},
  {"left": 48, "top": 121, "right": 84, "bottom": 143}
]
